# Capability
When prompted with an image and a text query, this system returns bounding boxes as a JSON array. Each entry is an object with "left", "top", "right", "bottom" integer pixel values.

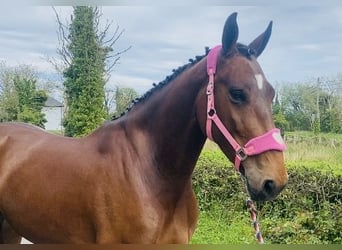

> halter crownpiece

[{"left": 205, "top": 45, "right": 286, "bottom": 171}]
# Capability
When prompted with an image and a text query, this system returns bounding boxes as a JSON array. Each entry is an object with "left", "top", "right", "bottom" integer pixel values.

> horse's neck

[{"left": 127, "top": 59, "right": 208, "bottom": 184}]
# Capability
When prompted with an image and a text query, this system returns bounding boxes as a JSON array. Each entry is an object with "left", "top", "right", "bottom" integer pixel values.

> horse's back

[
  {"left": 0, "top": 122, "right": 57, "bottom": 155},
  {"left": 0, "top": 122, "right": 68, "bottom": 180},
  {"left": 0, "top": 123, "right": 46, "bottom": 190}
]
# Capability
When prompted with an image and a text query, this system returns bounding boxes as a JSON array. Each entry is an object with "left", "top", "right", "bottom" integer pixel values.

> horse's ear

[
  {"left": 222, "top": 12, "right": 239, "bottom": 56},
  {"left": 248, "top": 21, "right": 273, "bottom": 57}
]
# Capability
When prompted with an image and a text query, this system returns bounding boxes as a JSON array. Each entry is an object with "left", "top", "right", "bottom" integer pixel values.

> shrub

[
  {"left": 259, "top": 167, "right": 342, "bottom": 244},
  {"left": 193, "top": 150, "right": 246, "bottom": 211},
  {"left": 192, "top": 149, "right": 342, "bottom": 244}
]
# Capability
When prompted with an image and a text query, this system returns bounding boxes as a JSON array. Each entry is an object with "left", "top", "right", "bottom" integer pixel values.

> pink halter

[{"left": 206, "top": 45, "right": 286, "bottom": 171}]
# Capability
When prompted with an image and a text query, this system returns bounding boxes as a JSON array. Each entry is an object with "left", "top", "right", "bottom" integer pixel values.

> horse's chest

[
  {"left": 130, "top": 203, "right": 192, "bottom": 243},
  {"left": 97, "top": 198, "right": 194, "bottom": 243},
  {"left": 135, "top": 194, "right": 198, "bottom": 243}
]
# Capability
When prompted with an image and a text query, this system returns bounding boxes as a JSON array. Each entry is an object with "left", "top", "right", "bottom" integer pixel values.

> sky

[{"left": 1, "top": 1, "right": 342, "bottom": 97}]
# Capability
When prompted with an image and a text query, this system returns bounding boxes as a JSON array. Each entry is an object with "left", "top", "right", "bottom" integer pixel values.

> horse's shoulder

[{"left": 90, "top": 121, "right": 124, "bottom": 155}]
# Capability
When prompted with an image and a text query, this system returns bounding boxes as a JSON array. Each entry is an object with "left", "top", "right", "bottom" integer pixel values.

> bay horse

[{"left": 0, "top": 13, "right": 287, "bottom": 243}]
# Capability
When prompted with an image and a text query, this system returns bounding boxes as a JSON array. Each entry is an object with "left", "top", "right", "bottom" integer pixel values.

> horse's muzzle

[{"left": 247, "top": 179, "right": 287, "bottom": 201}]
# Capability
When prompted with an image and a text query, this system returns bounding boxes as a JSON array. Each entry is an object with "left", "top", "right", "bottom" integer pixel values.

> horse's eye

[{"left": 229, "top": 88, "right": 247, "bottom": 104}]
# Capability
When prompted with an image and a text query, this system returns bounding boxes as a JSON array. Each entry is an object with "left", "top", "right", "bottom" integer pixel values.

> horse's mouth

[
  {"left": 246, "top": 181, "right": 286, "bottom": 202},
  {"left": 246, "top": 186, "right": 272, "bottom": 201},
  {"left": 239, "top": 164, "right": 287, "bottom": 202}
]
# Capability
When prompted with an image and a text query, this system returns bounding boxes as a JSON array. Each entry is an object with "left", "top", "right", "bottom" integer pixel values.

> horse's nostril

[{"left": 263, "top": 180, "right": 275, "bottom": 195}]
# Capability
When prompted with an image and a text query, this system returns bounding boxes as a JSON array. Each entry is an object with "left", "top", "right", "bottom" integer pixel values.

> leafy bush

[
  {"left": 259, "top": 167, "right": 342, "bottom": 244},
  {"left": 193, "top": 150, "right": 246, "bottom": 211},
  {"left": 192, "top": 149, "right": 342, "bottom": 244}
]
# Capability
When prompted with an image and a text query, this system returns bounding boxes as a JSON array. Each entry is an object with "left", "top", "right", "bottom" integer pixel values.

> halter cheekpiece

[{"left": 206, "top": 45, "right": 286, "bottom": 171}]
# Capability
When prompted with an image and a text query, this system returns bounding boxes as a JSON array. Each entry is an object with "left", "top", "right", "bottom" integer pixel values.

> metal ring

[{"left": 207, "top": 108, "right": 216, "bottom": 118}]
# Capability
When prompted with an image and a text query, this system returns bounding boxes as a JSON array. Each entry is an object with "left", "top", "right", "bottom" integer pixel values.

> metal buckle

[{"left": 237, "top": 148, "right": 248, "bottom": 161}]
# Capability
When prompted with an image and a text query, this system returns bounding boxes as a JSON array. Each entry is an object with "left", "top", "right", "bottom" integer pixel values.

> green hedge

[{"left": 192, "top": 150, "right": 342, "bottom": 244}]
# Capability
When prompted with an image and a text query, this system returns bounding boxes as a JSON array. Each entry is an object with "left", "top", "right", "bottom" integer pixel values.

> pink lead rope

[
  {"left": 246, "top": 199, "right": 264, "bottom": 244},
  {"left": 206, "top": 45, "right": 286, "bottom": 171}
]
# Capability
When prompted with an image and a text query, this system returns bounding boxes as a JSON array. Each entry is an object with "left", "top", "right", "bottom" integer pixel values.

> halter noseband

[{"left": 206, "top": 45, "right": 286, "bottom": 171}]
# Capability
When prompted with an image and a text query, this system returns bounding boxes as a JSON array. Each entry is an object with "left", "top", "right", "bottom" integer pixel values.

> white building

[{"left": 43, "top": 97, "right": 63, "bottom": 132}]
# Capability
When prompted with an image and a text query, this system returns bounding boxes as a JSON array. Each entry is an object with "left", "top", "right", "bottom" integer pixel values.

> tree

[
  {"left": 279, "top": 83, "right": 313, "bottom": 131},
  {"left": 277, "top": 76, "right": 342, "bottom": 133},
  {"left": 62, "top": 7, "right": 108, "bottom": 136},
  {"left": 272, "top": 92, "right": 289, "bottom": 133},
  {"left": 316, "top": 76, "right": 342, "bottom": 133},
  {"left": 113, "top": 86, "right": 138, "bottom": 117},
  {"left": 0, "top": 64, "right": 47, "bottom": 127},
  {"left": 53, "top": 7, "right": 130, "bottom": 136}
]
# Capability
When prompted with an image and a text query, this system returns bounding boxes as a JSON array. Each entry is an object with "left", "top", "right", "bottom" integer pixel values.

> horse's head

[{"left": 197, "top": 13, "right": 288, "bottom": 201}]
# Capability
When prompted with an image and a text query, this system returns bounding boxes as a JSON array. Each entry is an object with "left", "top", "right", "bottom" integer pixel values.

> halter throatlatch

[{"left": 206, "top": 45, "right": 286, "bottom": 171}]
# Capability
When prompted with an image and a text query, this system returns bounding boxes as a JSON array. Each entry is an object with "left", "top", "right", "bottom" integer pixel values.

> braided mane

[
  {"left": 112, "top": 44, "right": 253, "bottom": 120},
  {"left": 112, "top": 47, "right": 209, "bottom": 120}
]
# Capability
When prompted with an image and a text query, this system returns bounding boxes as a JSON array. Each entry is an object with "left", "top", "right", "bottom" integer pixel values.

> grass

[
  {"left": 47, "top": 129, "right": 63, "bottom": 135},
  {"left": 203, "top": 131, "right": 342, "bottom": 175},
  {"left": 285, "top": 131, "right": 342, "bottom": 175},
  {"left": 191, "top": 204, "right": 257, "bottom": 244}
]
